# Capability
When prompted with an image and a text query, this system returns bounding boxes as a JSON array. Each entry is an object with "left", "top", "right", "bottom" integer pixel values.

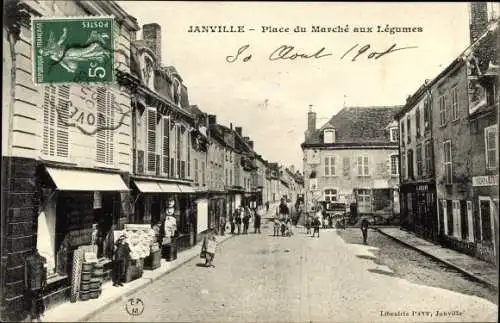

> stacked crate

[{"left": 79, "top": 262, "right": 104, "bottom": 301}]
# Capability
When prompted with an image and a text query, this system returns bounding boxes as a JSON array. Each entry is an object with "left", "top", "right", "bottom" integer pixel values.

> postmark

[
  {"left": 51, "top": 81, "right": 131, "bottom": 136},
  {"left": 33, "top": 16, "right": 116, "bottom": 85},
  {"left": 125, "top": 297, "right": 144, "bottom": 316}
]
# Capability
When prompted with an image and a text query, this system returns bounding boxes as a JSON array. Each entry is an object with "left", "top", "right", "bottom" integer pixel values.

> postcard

[{"left": 1, "top": 1, "right": 498, "bottom": 322}]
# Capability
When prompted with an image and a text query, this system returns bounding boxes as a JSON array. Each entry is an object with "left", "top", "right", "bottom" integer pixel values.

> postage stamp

[{"left": 32, "top": 16, "right": 115, "bottom": 85}]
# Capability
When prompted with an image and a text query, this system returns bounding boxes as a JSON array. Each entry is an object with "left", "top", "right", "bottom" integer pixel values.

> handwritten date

[{"left": 225, "top": 43, "right": 418, "bottom": 63}]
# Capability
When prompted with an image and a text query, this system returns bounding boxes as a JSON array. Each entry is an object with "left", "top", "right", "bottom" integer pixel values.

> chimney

[
  {"left": 208, "top": 114, "right": 217, "bottom": 125},
  {"left": 143, "top": 23, "right": 162, "bottom": 62},
  {"left": 248, "top": 141, "right": 254, "bottom": 149},
  {"left": 307, "top": 106, "right": 316, "bottom": 132},
  {"left": 469, "top": 2, "right": 488, "bottom": 44},
  {"left": 235, "top": 127, "right": 242, "bottom": 136},
  {"left": 230, "top": 122, "right": 233, "bottom": 130}
]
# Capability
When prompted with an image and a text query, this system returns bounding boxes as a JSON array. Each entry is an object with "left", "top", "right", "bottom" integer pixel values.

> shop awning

[
  {"left": 159, "top": 183, "right": 182, "bottom": 193},
  {"left": 46, "top": 167, "right": 129, "bottom": 191},
  {"left": 177, "top": 184, "right": 195, "bottom": 193},
  {"left": 134, "top": 181, "right": 162, "bottom": 193}
]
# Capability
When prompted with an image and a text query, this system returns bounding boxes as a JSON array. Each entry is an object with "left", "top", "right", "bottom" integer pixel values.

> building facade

[
  {"left": 396, "top": 82, "right": 438, "bottom": 241},
  {"left": 431, "top": 3, "right": 499, "bottom": 263},
  {"left": 1, "top": 1, "right": 139, "bottom": 320},
  {"left": 129, "top": 24, "right": 198, "bottom": 251},
  {"left": 395, "top": 2, "right": 499, "bottom": 265},
  {"left": 302, "top": 106, "right": 400, "bottom": 222}
]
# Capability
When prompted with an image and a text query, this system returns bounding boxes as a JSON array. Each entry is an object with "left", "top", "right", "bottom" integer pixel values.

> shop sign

[
  {"left": 416, "top": 185, "right": 428, "bottom": 192},
  {"left": 472, "top": 175, "right": 498, "bottom": 187}
]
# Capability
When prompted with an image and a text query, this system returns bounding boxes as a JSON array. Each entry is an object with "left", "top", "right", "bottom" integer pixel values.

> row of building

[
  {"left": 301, "top": 2, "right": 498, "bottom": 266},
  {"left": 396, "top": 2, "right": 498, "bottom": 264},
  {"left": 1, "top": 1, "right": 303, "bottom": 320}
]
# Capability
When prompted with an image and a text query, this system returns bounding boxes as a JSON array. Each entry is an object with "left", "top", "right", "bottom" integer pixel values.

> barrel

[{"left": 162, "top": 243, "right": 178, "bottom": 261}]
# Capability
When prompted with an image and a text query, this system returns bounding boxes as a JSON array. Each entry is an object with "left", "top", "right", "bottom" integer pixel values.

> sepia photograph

[{"left": 1, "top": 1, "right": 499, "bottom": 322}]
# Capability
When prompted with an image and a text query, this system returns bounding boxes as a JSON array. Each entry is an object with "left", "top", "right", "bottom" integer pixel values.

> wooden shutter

[
  {"left": 363, "top": 156, "right": 369, "bottom": 175},
  {"left": 187, "top": 131, "right": 191, "bottom": 178},
  {"left": 176, "top": 125, "right": 181, "bottom": 178},
  {"left": 56, "top": 85, "right": 70, "bottom": 157},
  {"left": 42, "top": 85, "right": 69, "bottom": 158},
  {"left": 343, "top": 157, "right": 350, "bottom": 177},
  {"left": 96, "top": 88, "right": 115, "bottom": 165},
  {"left": 486, "top": 127, "right": 497, "bottom": 169},
  {"left": 194, "top": 158, "right": 199, "bottom": 183},
  {"left": 162, "top": 117, "right": 170, "bottom": 175},
  {"left": 147, "top": 108, "right": 157, "bottom": 172},
  {"left": 96, "top": 88, "right": 106, "bottom": 163},
  {"left": 42, "top": 85, "right": 57, "bottom": 156}
]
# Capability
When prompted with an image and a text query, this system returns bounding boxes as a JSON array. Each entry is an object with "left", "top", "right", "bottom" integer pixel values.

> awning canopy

[
  {"left": 133, "top": 180, "right": 194, "bottom": 194},
  {"left": 134, "top": 181, "right": 162, "bottom": 193},
  {"left": 177, "top": 184, "right": 195, "bottom": 193},
  {"left": 46, "top": 167, "right": 129, "bottom": 191},
  {"left": 159, "top": 183, "right": 182, "bottom": 193}
]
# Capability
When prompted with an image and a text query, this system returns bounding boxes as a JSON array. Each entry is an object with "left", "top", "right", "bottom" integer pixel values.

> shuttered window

[
  {"left": 343, "top": 157, "right": 350, "bottom": 177},
  {"left": 187, "top": 131, "right": 191, "bottom": 178},
  {"left": 176, "top": 125, "right": 181, "bottom": 178},
  {"left": 439, "top": 96, "right": 446, "bottom": 126},
  {"left": 201, "top": 160, "right": 205, "bottom": 185},
  {"left": 485, "top": 125, "right": 498, "bottom": 170},
  {"left": 96, "top": 87, "right": 115, "bottom": 166},
  {"left": 146, "top": 108, "right": 157, "bottom": 172},
  {"left": 42, "top": 85, "right": 70, "bottom": 158},
  {"left": 162, "top": 117, "right": 170, "bottom": 175},
  {"left": 443, "top": 141, "right": 452, "bottom": 184},
  {"left": 194, "top": 158, "right": 199, "bottom": 184},
  {"left": 170, "top": 121, "right": 176, "bottom": 177}
]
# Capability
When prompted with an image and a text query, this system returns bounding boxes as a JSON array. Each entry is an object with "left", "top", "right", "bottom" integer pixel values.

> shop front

[
  {"left": 208, "top": 196, "right": 226, "bottom": 232},
  {"left": 471, "top": 175, "right": 498, "bottom": 264},
  {"left": 131, "top": 179, "right": 196, "bottom": 254},
  {"left": 400, "top": 181, "right": 438, "bottom": 241},
  {"left": 36, "top": 166, "right": 131, "bottom": 308}
]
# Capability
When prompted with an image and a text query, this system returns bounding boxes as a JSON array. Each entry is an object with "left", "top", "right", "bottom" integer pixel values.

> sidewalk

[
  {"left": 377, "top": 227, "right": 498, "bottom": 290},
  {"left": 41, "top": 233, "right": 234, "bottom": 322}
]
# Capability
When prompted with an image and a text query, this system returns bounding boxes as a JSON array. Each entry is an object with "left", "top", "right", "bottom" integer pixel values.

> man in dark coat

[{"left": 113, "top": 235, "right": 131, "bottom": 286}]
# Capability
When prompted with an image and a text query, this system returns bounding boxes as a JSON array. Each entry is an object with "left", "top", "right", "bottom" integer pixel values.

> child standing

[{"left": 202, "top": 232, "right": 217, "bottom": 268}]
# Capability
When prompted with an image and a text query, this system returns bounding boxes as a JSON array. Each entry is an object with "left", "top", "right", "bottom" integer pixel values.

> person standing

[
  {"left": 220, "top": 215, "right": 227, "bottom": 236},
  {"left": 277, "top": 198, "right": 290, "bottom": 219},
  {"left": 242, "top": 207, "right": 250, "bottom": 234},
  {"left": 229, "top": 210, "right": 235, "bottom": 234},
  {"left": 361, "top": 218, "right": 369, "bottom": 245},
  {"left": 113, "top": 235, "right": 131, "bottom": 287},
  {"left": 265, "top": 201, "right": 270, "bottom": 212},
  {"left": 305, "top": 214, "right": 312, "bottom": 234},
  {"left": 235, "top": 207, "right": 242, "bottom": 235},
  {"left": 312, "top": 208, "right": 322, "bottom": 238},
  {"left": 254, "top": 206, "right": 262, "bottom": 234},
  {"left": 201, "top": 231, "right": 217, "bottom": 268}
]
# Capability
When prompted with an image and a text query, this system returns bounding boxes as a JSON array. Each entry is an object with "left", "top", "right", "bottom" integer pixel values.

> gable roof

[{"left": 303, "top": 106, "right": 401, "bottom": 147}]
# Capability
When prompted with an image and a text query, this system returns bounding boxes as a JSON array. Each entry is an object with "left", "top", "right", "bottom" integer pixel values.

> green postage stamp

[{"left": 33, "top": 16, "right": 116, "bottom": 85}]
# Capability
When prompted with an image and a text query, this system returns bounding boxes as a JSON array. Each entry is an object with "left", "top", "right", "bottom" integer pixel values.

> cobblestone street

[
  {"left": 336, "top": 228, "right": 499, "bottom": 305},
  {"left": 87, "top": 225, "right": 497, "bottom": 322}
]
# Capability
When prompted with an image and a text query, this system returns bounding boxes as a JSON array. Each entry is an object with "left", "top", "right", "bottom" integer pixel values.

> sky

[{"left": 118, "top": 1, "right": 471, "bottom": 171}]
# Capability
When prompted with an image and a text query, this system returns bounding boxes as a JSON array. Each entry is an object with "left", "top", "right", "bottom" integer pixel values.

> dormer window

[
  {"left": 172, "top": 80, "right": 181, "bottom": 105},
  {"left": 390, "top": 127, "right": 399, "bottom": 142},
  {"left": 324, "top": 129, "right": 335, "bottom": 144}
]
